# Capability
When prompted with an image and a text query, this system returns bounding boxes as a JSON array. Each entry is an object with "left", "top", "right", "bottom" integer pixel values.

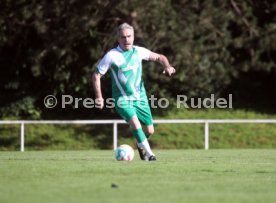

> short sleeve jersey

[{"left": 96, "top": 45, "right": 151, "bottom": 100}]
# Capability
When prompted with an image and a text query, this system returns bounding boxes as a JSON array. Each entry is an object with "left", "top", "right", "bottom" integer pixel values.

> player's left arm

[{"left": 149, "top": 52, "right": 176, "bottom": 76}]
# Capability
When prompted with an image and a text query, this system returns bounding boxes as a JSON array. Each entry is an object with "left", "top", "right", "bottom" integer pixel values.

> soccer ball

[{"left": 115, "top": 144, "right": 134, "bottom": 161}]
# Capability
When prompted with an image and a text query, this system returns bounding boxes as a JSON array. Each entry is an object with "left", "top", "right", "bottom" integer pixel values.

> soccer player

[{"left": 92, "top": 23, "right": 175, "bottom": 161}]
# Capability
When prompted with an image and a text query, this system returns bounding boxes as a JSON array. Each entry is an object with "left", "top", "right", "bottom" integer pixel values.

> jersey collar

[{"left": 116, "top": 45, "right": 134, "bottom": 53}]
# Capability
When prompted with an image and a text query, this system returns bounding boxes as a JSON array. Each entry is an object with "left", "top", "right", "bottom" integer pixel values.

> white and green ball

[{"left": 115, "top": 144, "right": 134, "bottom": 161}]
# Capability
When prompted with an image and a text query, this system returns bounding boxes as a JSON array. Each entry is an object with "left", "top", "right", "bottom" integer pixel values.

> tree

[{"left": 0, "top": 0, "right": 275, "bottom": 119}]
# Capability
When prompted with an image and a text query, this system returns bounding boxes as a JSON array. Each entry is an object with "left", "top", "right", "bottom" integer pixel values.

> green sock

[{"left": 132, "top": 128, "right": 146, "bottom": 143}]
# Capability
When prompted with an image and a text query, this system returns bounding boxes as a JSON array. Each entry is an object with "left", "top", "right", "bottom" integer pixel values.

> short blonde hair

[{"left": 117, "top": 23, "right": 134, "bottom": 37}]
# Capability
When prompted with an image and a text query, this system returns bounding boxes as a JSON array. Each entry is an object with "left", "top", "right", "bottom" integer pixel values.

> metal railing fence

[{"left": 1, "top": 119, "right": 276, "bottom": 151}]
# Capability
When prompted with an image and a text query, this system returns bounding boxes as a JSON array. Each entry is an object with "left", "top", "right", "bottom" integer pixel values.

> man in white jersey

[{"left": 92, "top": 23, "right": 175, "bottom": 161}]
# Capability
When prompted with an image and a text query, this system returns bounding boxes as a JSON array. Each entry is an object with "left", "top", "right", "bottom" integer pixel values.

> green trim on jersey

[{"left": 110, "top": 47, "right": 145, "bottom": 100}]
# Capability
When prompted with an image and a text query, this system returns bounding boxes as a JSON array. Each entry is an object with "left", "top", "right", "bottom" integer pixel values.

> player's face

[{"left": 118, "top": 28, "right": 134, "bottom": 51}]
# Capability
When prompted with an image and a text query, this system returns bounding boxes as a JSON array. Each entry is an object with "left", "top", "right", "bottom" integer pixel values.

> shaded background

[
  {"left": 0, "top": 0, "right": 276, "bottom": 150},
  {"left": 0, "top": 0, "right": 275, "bottom": 119}
]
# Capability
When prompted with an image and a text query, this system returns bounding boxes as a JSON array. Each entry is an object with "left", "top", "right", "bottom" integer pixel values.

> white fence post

[
  {"left": 113, "top": 121, "right": 118, "bottom": 150},
  {"left": 204, "top": 121, "right": 209, "bottom": 150},
  {"left": 20, "top": 122, "right": 25, "bottom": 152}
]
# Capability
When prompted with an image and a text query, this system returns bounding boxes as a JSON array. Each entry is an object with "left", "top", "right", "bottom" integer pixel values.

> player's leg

[
  {"left": 115, "top": 100, "right": 155, "bottom": 160},
  {"left": 135, "top": 99, "right": 155, "bottom": 139},
  {"left": 132, "top": 100, "right": 156, "bottom": 160},
  {"left": 128, "top": 116, "right": 156, "bottom": 161},
  {"left": 144, "top": 125, "right": 154, "bottom": 138}
]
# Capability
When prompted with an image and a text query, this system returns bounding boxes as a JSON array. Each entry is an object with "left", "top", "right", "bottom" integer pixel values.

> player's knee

[{"left": 146, "top": 127, "right": 154, "bottom": 136}]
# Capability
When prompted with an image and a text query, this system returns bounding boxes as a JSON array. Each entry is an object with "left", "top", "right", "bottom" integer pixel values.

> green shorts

[{"left": 115, "top": 99, "right": 153, "bottom": 126}]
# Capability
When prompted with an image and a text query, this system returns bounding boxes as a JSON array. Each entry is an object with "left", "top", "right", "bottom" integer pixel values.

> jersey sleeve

[
  {"left": 136, "top": 46, "right": 151, "bottom": 61},
  {"left": 96, "top": 52, "right": 113, "bottom": 75}
]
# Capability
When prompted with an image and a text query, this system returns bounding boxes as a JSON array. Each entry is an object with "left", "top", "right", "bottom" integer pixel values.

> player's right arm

[
  {"left": 92, "top": 50, "right": 113, "bottom": 109},
  {"left": 92, "top": 72, "right": 104, "bottom": 109}
]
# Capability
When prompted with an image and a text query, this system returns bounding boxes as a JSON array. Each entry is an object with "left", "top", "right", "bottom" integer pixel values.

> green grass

[
  {"left": 152, "top": 109, "right": 276, "bottom": 149},
  {"left": 0, "top": 150, "right": 275, "bottom": 203}
]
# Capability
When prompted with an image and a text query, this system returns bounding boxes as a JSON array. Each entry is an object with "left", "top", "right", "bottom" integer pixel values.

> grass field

[{"left": 0, "top": 150, "right": 275, "bottom": 203}]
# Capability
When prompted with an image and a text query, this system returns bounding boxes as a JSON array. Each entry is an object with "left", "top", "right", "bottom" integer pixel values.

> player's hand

[
  {"left": 95, "top": 97, "right": 104, "bottom": 109},
  {"left": 163, "top": 66, "right": 176, "bottom": 76}
]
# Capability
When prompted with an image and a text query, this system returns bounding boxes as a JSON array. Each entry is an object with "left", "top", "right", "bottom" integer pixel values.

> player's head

[{"left": 117, "top": 23, "right": 134, "bottom": 51}]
